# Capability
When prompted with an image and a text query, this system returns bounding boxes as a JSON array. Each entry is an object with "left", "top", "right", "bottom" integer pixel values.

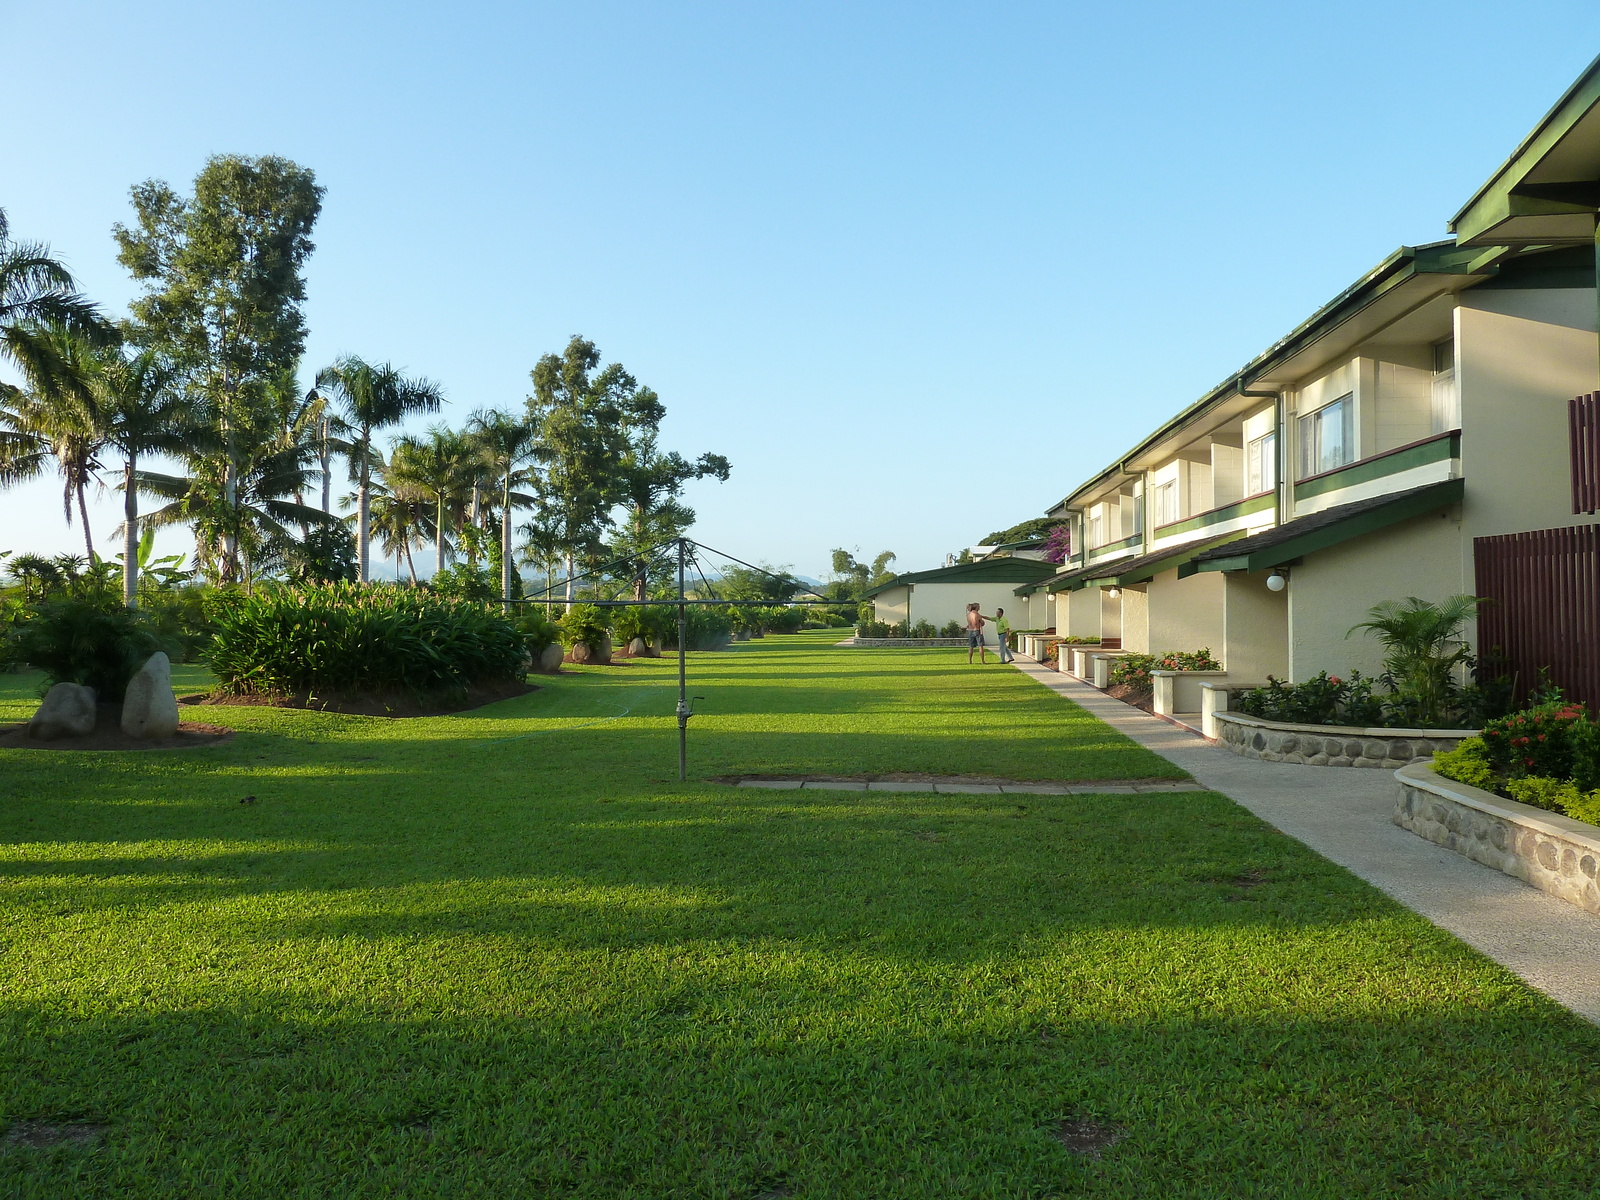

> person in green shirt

[{"left": 989, "top": 607, "right": 1014, "bottom": 663}]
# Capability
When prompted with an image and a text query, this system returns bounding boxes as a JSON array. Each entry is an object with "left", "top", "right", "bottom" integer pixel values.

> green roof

[{"left": 863, "top": 558, "right": 1058, "bottom": 598}]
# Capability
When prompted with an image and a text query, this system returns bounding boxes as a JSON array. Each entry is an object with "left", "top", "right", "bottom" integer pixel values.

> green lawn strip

[{"left": 1, "top": 633, "right": 1597, "bottom": 1197}]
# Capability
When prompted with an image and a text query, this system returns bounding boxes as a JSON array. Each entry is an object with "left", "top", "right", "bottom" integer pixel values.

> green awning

[
  {"left": 1080, "top": 531, "right": 1250, "bottom": 588},
  {"left": 1194, "top": 478, "right": 1464, "bottom": 574}
]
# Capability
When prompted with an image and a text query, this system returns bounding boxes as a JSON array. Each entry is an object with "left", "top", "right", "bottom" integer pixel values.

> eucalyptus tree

[
  {"left": 610, "top": 435, "right": 730, "bottom": 599},
  {"left": 313, "top": 356, "right": 443, "bottom": 581},
  {"left": 389, "top": 426, "right": 473, "bottom": 576},
  {"left": 468, "top": 409, "right": 542, "bottom": 602},
  {"left": 114, "top": 155, "right": 323, "bottom": 582},
  {"left": 526, "top": 335, "right": 665, "bottom": 600},
  {"left": 0, "top": 207, "right": 115, "bottom": 369},
  {"left": 96, "top": 350, "right": 194, "bottom": 605},
  {"left": 0, "top": 325, "right": 106, "bottom": 559}
]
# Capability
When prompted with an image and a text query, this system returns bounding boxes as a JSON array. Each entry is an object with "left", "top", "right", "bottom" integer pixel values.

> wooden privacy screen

[
  {"left": 1572, "top": 393, "right": 1600, "bottom": 515},
  {"left": 1475, "top": 525, "right": 1600, "bottom": 707}
]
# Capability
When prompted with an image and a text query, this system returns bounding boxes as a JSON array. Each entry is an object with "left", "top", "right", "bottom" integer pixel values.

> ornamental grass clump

[{"left": 205, "top": 584, "right": 526, "bottom": 700}]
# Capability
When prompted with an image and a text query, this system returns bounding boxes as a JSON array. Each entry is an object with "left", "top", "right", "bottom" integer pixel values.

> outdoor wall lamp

[
  {"left": 1107, "top": 586, "right": 1122, "bottom": 598},
  {"left": 1266, "top": 568, "right": 1289, "bottom": 592}
]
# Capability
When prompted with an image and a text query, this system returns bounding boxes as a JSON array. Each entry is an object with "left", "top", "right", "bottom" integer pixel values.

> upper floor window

[
  {"left": 1431, "top": 338, "right": 1459, "bottom": 433},
  {"left": 1131, "top": 491, "right": 1145, "bottom": 535},
  {"left": 1247, "top": 430, "right": 1277, "bottom": 496},
  {"left": 1152, "top": 480, "right": 1179, "bottom": 527},
  {"left": 1087, "top": 512, "right": 1105, "bottom": 548},
  {"left": 1299, "top": 394, "right": 1354, "bottom": 477}
]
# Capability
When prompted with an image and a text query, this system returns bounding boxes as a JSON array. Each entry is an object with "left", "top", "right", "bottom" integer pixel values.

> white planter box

[{"left": 1150, "top": 669, "right": 1228, "bottom": 715}]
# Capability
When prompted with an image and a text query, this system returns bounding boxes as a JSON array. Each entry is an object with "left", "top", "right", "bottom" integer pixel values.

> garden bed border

[
  {"left": 1394, "top": 761, "right": 1600, "bottom": 916},
  {"left": 1212, "top": 710, "right": 1477, "bottom": 768},
  {"left": 836, "top": 637, "right": 971, "bottom": 648}
]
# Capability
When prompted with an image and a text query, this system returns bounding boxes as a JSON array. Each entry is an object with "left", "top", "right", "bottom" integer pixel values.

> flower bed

[{"left": 1430, "top": 701, "right": 1600, "bottom": 824}]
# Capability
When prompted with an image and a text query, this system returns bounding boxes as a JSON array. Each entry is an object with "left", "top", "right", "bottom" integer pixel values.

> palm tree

[
  {"left": 0, "top": 325, "right": 107, "bottom": 559},
  {"left": 312, "top": 357, "right": 443, "bottom": 582},
  {"left": 0, "top": 207, "right": 115, "bottom": 371},
  {"left": 97, "top": 350, "right": 194, "bottom": 606},
  {"left": 468, "top": 409, "right": 542, "bottom": 602},
  {"left": 1349, "top": 595, "right": 1481, "bottom": 726},
  {"left": 388, "top": 427, "right": 472, "bottom": 576}
]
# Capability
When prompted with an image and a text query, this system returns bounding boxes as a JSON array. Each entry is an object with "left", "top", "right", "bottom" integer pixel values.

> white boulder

[
  {"left": 27, "top": 683, "right": 98, "bottom": 740},
  {"left": 121, "top": 652, "right": 180, "bottom": 739}
]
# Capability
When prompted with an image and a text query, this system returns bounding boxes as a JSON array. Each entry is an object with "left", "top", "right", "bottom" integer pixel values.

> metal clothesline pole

[{"left": 676, "top": 537, "right": 689, "bottom": 781}]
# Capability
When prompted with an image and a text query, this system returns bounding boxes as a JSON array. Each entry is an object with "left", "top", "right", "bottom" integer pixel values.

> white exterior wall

[
  {"left": 871, "top": 585, "right": 910, "bottom": 624},
  {"left": 1120, "top": 586, "right": 1149, "bottom": 653},
  {"left": 1144, "top": 568, "right": 1226, "bottom": 655},
  {"left": 902, "top": 582, "right": 1038, "bottom": 633},
  {"left": 1286, "top": 508, "right": 1467, "bottom": 682},
  {"left": 1456, "top": 290, "right": 1600, "bottom": 547},
  {"left": 1064, "top": 587, "right": 1102, "bottom": 639},
  {"left": 1223, "top": 571, "right": 1289, "bottom": 685}
]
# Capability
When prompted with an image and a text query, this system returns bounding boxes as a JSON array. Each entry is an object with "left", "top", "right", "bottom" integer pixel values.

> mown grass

[{"left": 1, "top": 631, "right": 1598, "bottom": 1198}]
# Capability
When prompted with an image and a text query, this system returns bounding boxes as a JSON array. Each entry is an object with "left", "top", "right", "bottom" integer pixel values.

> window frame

[
  {"left": 1298, "top": 394, "right": 1355, "bottom": 478},
  {"left": 1246, "top": 429, "right": 1278, "bottom": 496}
]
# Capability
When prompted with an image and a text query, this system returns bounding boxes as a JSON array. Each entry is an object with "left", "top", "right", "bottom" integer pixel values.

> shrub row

[
  {"left": 1108, "top": 648, "right": 1220, "bottom": 690},
  {"left": 206, "top": 584, "right": 527, "bottom": 699},
  {"left": 1433, "top": 700, "right": 1600, "bottom": 824}
]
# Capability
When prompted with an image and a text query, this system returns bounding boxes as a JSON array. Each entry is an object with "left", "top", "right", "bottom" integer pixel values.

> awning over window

[{"left": 1190, "top": 478, "right": 1464, "bottom": 574}]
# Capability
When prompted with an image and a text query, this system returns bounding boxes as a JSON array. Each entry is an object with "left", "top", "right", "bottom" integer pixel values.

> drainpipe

[{"left": 1236, "top": 375, "right": 1284, "bottom": 528}]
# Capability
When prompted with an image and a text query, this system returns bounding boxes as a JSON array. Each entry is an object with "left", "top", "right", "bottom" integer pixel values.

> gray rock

[
  {"left": 593, "top": 634, "right": 613, "bottom": 665},
  {"left": 569, "top": 641, "right": 593, "bottom": 664},
  {"left": 627, "top": 637, "right": 649, "bottom": 658},
  {"left": 27, "top": 682, "right": 98, "bottom": 740},
  {"left": 537, "top": 643, "right": 564, "bottom": 673},
  {"left": 121, "top": 652, "right": 180, "bottom": 739}
]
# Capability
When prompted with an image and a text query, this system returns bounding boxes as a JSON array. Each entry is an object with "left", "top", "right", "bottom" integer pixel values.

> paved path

[
  {"left": 732, "top": 776, "right": 1196, "bottom": 794},
  {"left": 1011, "top": 657, "right": 1600, "bottom": 1025}
]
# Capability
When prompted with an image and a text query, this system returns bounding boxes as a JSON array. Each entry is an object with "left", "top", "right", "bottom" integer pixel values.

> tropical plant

[
  {"left": 285, "top": 523, "right": 358, "bottom": 584},
  {"left": 206, "top": 584, "right": 525, "bottom": 699},
  {"left": 429, "top": 563, "right": 498, "bottom": 602},
  {"left": 389, "top": 426, "right": 474, "bottom": 576},
  {"left": 468, "top": 409, "right": 541, "bottom": 602},
  {"left": 0, "top": 207, "right": 114, "bottom": 372},
  {"left": 558, "top": 602, "right": 611, "bottom": 650},
  {"left": 660, "top": 605, "right": 732, "bottom": 651},
  {"left": 1232, "top": 671, "right": 1385, "bottom": 727},
  {"left": 1348, "top": 595, "right": 1480, "bottom": 728},
  {"left": 96, "top": 349, "right": 194, "bottom": 604},
  {"left": 313, "top": 356, "right": 444, "bottom": 581},
  {"left": 14, "top": 592, "right": 169, "bottom": 700}
]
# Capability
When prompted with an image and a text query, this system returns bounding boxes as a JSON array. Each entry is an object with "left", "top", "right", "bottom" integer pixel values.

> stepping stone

[
  {"left": 803, "top": 780, "right": 868, "bottom": 791},
  {"left": 1000, "top": 783, "right": 1071, "bottom": 794},
  {"left": 1135, "top": 780, "right": 1201, "bottom": 792},
  {"left": 934, "top": 783, "right": 1002, "bottom": 794},
  {"left": 868, "top": 781, "right": 934, "bottom": 792},
  {"left": 740, "top": 780, "right": 803, "bottom": 789}
]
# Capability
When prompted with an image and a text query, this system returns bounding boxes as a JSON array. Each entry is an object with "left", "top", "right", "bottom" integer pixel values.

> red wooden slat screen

[
  {"left": 1474, "top": 525, "right": 1600, "bottom": 707},
  {"left": 1571, "top": 393, "right": 1600, "bottom": 515}
]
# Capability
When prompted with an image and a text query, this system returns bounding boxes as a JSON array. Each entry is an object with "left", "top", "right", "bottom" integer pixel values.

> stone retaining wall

[
  {"left": 1394, "top": 762, "right": 1600, "bottom": 916},
  {"left": 1212, "top": 711, "right": 1476, "bottom": 769}
]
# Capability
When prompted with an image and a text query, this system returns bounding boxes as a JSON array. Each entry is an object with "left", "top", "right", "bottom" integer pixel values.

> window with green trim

[{"left": 1247, "top": 430, "right": 1277, "bottom": 495}]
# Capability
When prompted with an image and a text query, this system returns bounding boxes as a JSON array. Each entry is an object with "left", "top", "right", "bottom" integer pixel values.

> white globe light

[{"left": 1266, "top": 570, "right": 1287, "bottom": 592}]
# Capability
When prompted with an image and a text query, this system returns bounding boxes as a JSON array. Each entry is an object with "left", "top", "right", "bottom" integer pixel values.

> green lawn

[{"left": 2, "top": 631, "right": 1599, "bottom": 1197}]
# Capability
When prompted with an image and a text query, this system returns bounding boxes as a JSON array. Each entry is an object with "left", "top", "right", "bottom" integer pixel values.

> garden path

[{"left": 1011, "top": 655, "right": 1600, "bottom": 1025}]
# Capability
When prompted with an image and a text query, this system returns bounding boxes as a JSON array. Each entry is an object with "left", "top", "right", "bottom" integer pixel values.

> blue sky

[{"left": 4, "top": 1, "right": 1599, "bottom": 579}]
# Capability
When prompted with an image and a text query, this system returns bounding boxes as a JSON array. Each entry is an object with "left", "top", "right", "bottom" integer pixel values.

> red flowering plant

[{"left": 1481, "top": 701, "right": 1588, "bottom": 779}]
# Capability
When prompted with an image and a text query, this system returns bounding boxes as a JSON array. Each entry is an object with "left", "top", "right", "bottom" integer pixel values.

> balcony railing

[{"left": 1294, "top": 429, "right": 1459, "bottom": 502}]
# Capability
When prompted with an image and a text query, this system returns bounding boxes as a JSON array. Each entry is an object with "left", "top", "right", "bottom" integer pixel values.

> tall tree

[
  {"left": 610, "top": 435, "right": 730, "bottom": 599},
  {"left": 312, "top": 356, "right": 443, "bottom": 581},
  {"left": 389, "top": 427, "right": 473, "bottom": 575},
  {"left": 114, "top": 154, "right": 323, "bottom": 582},
  {"left": 468, "top": 409, "right": 542, "bottom": 603},
  {"left": 526, "top": 336, "right": 664, "bottom": 600},
  {"left": 97, "top": 350, "right": 194, "bottom": 605}
]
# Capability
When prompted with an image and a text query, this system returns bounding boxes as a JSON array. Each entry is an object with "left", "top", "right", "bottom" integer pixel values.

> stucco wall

[
  {"left": 902, "top": 582, "right": 1035, "bottom": 633},
  {"left": 871, "top": 585, "right": 909, "bottom": 624},
  {"left": 1120, "top": 586, "right": 1149, "bottom": 653},
  {"left": 1286, "top": 508, "right": 1467, "bottom": 681},
  {"left": 1063, "top": 587, "right": 1101, "bottom": 639},
  {"left": 1144, "top": 568, "right": 1225, "bottom": 655},
  {"left": 1222, "top": 571, "right": 1289, "bottom": 685},
  {"left": 1457, "top": 291, "right": 1600, "bottom": 545}
]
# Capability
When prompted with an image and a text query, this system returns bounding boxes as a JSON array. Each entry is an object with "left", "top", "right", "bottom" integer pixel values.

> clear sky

[{"left": 4, "top": 1, "right": 1599, "bottom": 579}]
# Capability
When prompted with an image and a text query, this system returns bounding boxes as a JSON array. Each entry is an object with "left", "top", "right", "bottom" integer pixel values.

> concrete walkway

[{"left": 1011, "top": 656, "right": 1600, "bottom": 1025}]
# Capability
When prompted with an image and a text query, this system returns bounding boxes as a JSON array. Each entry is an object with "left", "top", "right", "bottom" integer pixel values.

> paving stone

[
  {"left": 803, "top": 780, "right": 868, "bottom": 791},
  {"left": 999, "top": 783, "right": 1071, "bottom": 794},
  {"left": 934, "top": 783, "right": 1002, "bottom": 794},
  {"left": 1134, "top": 780, "right": 1203, "bottom": 792},
  {"left": 868, "top": 781, "right": 935, "bottom": 792},
  {"left": 739, "top": 780, "right": 803, "bottom": 789}
]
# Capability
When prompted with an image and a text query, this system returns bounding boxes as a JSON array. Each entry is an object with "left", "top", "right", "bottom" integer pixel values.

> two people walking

[{"left": 965, "top": 603, "right": 1013, "bottom": 665}]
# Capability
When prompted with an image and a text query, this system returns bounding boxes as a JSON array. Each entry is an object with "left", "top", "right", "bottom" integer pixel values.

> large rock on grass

[
  {"left": 27, "top": 682, "right": 98, "bottom": 740},
  {"left": 121, "top": 652, "right": 180, "bottom": 739},
  {"left": 537, "top": 643, "right": 564, "bottom": 673},
  {"left": 627, "top": 637, "right": 649, "bottom": 658},
  {"left": 569, "top": 635, "right": 613, "bottom": 666}
]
